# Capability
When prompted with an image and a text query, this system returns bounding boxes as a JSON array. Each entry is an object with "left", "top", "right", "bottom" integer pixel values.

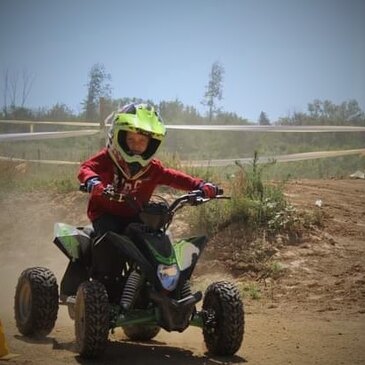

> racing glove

[
  {"left": 199, "top": 182, "right": 220, "bottom": 198},
  {"left": 86, "top": 177, "right": 103, "bottom": 195}
]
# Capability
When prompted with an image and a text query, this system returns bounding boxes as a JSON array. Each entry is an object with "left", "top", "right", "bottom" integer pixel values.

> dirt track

[{"left": 1, "top": 179, "right": 365, "bottom": 364}]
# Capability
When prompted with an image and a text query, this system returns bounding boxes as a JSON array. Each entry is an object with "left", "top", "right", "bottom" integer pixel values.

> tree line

[
  {"left": 2, "top": 62, "right": 364, "bottom": 127},
  {"left": 1, "top": 62, "right": 364, "bottom": 161}
]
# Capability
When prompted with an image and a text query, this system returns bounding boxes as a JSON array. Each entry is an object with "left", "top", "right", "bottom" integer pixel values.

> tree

[
  {"left": 2, "top": 69, "right": 9, "bottom": 115},
  {"left": 159, "top": 99, "right": 185, "bottom": 124},
  {"left": 307, "top": 99, "right": 365, "bottom": 125},
  {"left": 201, "top": 61, "right": 224, "bottom": 123},
  {"left": 2, "top": 68, "right": 35, "bottom": 115},
  {"left": 258, "top": 111, "right": 270, "bottom": 125},
  {"left": 20, "top": 68, "right": 35, "bottom": 107},
  {"left": 43, "top": 103, "right": 76, "bottom": 121},
  {"left": 82, "top": 63, "right": 112, "bottom": 121}
]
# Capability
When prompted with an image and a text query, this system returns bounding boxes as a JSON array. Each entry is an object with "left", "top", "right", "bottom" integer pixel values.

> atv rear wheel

[
  {"left": 202, "top": 281, "right": 244, "bottom": 356},
  {"left": 75, "top": 280, "right": 109, "bottom": 358},
  {"left": 14, "top": 267, "right": 59, "bottom": 337},
  {"left": 123, "top": 325, "right": 160, "bottom": 341}
]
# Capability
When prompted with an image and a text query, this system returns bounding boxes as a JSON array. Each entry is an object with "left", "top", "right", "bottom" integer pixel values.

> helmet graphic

[{"left": 107, "top": 103, "right": 166, "bottom": 169}]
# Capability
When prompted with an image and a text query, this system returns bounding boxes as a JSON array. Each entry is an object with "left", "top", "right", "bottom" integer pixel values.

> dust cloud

[{"left": 0, "top": 192, "right": 88, "bottom": 316}]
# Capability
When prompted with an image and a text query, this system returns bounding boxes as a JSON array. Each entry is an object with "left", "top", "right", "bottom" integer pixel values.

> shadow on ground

[{"left": 36, "top": 336, "right": 246, "bottom": 365}]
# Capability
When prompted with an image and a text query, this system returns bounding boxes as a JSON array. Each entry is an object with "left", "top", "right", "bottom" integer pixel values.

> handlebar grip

[{"left": 79, "top": 183, "right": 87, "bottom": 192}]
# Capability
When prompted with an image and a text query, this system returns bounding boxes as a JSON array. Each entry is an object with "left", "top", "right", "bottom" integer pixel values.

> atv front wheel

[
  {"left": 202, "top": 281, "right": 244, "bottom": 356},
  {"left": 75, "top": 280, "right": 109, "bottom": 358},
  {"left": 123, "top": 325, "right": 160, "bottom": 341},
  {"left": 14, "top": 267, "right": 59, "bottom": 337}
]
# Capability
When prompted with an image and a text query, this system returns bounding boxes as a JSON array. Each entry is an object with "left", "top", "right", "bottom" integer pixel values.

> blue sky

[{"left": 0, "top": 0, "right": 364, "bottom": 122}]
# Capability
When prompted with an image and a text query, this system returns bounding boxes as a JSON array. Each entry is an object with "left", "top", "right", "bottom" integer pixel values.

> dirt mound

[
  {"left": 198, "top": 179, "right": 365, "bottom": 314},
  {"left": 272, "top": 179, "right": 365, "bottom": 313}
]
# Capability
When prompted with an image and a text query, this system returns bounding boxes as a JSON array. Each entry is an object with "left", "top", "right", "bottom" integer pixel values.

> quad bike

[{"left": 14, "top": 186, "right": 244, "bottom": 358}]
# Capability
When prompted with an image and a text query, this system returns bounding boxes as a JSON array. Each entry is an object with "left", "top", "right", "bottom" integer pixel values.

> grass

[
  {"left": 241, "top": 282, "right": 261, "bottom": 300},
  {"left": 266, "top": 261, "right": 285, "bottom": 280},
  {"left": 0, "top": 134, "right": 101, "bottom": 162},
  {"left": 185, "top": 152, "right": 300, "bottom": 236},
  {"left": 0, "top": 160, "right": 79, "bottom": 195},
  {"left": 263, "top": 154, "right": 365, "bottom": 180},
  {"left": 184, "top": 150, "right": 365, "bottom": 238}
]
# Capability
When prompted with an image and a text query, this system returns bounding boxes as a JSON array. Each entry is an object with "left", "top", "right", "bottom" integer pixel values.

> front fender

[
  {"left": 173, "top": 235, "right": 207, "bottom": 276},
  {"left": 53, "top": 222, "right": 91, "bottom": 261}
]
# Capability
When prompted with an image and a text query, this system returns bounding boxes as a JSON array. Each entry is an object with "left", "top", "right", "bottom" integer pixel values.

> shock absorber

[{"left": 120, "top": 270, "right": 142, "bottom": 311}]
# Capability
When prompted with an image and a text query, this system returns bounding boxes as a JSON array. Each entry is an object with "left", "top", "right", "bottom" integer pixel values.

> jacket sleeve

[
  {"left": 78, "top": 148, "right": 109, "bottom": 183},
  {"left": 154, "top": 160, "right": 203, "bottom": 191}
]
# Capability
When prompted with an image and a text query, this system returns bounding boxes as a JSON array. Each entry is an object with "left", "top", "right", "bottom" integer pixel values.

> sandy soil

[{"left": 0, "top": 179, "right": 364, "bottom": 364}]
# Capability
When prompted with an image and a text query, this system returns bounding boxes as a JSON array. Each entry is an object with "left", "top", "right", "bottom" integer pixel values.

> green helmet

[{"left": 107, "top": 103, "right": 166, "bottom": 168}]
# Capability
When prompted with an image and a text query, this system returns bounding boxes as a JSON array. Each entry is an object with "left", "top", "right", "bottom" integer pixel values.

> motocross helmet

[{"left": 107, "top": 103, "right": 166, "bottom": 169}]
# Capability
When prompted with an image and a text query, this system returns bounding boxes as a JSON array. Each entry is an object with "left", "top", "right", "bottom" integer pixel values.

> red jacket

[{"left": 78, "top": 148, "right": 202, "bottom": 221}]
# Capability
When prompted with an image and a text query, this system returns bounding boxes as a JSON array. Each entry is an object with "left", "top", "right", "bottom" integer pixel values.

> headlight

[{"left": 157, "top": 264, "right": 180, "bottom": 291}]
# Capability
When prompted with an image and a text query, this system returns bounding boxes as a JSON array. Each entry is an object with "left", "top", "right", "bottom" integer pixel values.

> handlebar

[
  {"left": 79, "top": 183, "right": 87, "bottom": 192},
  {"left": 168, "top": 189, "right": 230, "bottom": 214},
  {"left": 79, "top": 184, "right": 230, "bottom": 226}
]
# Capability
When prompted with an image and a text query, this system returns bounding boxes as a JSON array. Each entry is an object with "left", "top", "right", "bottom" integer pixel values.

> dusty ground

[{"left": 0, "top": 179, "right": 364, "bottom": 364}]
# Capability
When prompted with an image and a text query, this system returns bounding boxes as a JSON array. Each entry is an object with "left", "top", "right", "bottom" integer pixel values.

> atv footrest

[{"left": 59, "top": 295, "right": 76, "bottom": 305}]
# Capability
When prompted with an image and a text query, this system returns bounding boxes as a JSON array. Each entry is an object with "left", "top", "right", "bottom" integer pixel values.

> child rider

[{"left": 60, "top": 102, "right": 220, "bottom": 299}]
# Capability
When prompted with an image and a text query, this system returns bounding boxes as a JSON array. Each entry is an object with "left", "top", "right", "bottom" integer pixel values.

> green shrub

[
  {"left": 187, "top": 152, "right": 298, "bottom": 236},
  {"left": 242, "top": 282, "right": 261, "bottom": 300}
]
